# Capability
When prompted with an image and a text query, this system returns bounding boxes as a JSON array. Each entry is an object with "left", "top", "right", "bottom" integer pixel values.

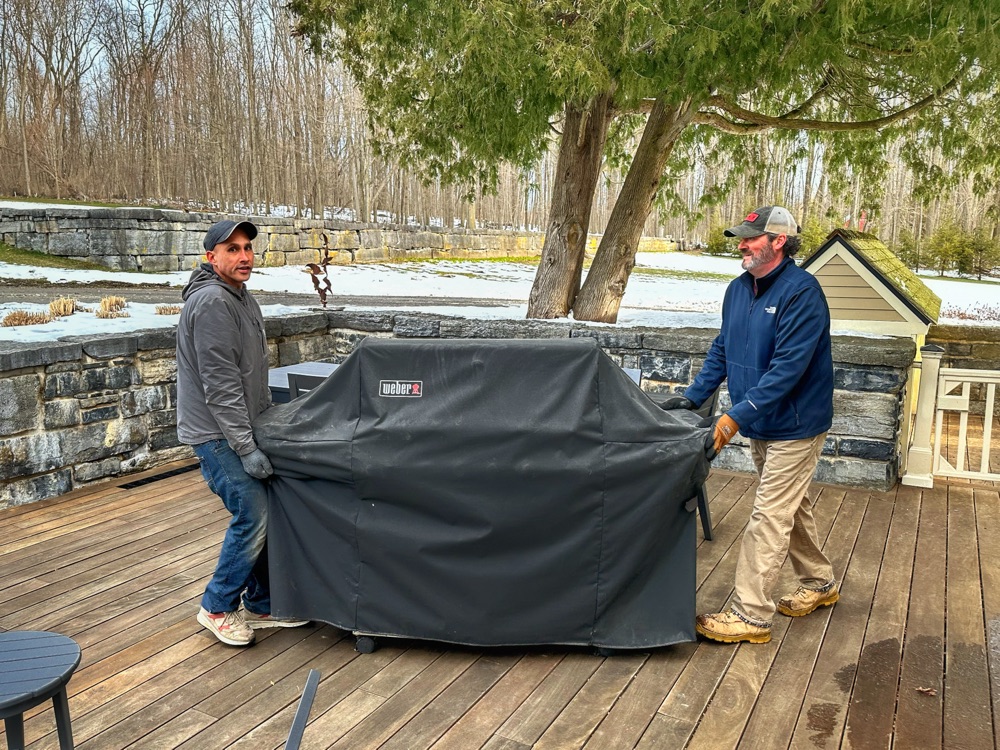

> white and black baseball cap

[{"left": 724, "top": 206, "right": 800, "bottom": 238}]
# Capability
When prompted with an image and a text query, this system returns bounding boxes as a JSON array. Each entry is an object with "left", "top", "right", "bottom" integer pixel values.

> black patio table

[{"left": 0, "top": 631, "right": 81, "bottom": 750}]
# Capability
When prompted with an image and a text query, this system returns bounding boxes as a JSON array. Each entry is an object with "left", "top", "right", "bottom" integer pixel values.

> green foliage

[
  {"left": 923, "top": 218, "right": 964, "bottom": 276},
  {"left": 894, "top": 229, "right": 920, "bottom": 271},
  {"left": 916, "top": 222, "right": 1000, "bottom": 279},
  {"left": 968, "top": 229, "right": 1000, "bottom": 280},
  {"left": 289, "top": 0, "right": 1000, "bottom": 234},
  {"left": 703, "top": 226, "right": 739, "bottom": 257},
  {"left": 799, "top": 217, "right": 834, "bottom": 257}
]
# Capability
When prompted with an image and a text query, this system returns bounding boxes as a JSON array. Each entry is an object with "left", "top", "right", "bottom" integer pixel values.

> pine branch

[{"left": 696, "top": 69, "right": 964, "bottom": 134}]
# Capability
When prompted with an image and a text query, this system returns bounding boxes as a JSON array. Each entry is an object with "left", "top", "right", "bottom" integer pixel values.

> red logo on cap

[{"left": 745, "top": 212, "right": 759, "bottom": 222}]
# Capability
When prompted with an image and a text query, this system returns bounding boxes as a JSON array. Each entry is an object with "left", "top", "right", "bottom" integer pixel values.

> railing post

[{"left": 901, "top": 345, "right": 945, "bottom": 488}]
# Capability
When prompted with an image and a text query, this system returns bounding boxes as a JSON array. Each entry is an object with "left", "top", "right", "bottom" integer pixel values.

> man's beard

[{"left": 742, "top": 239, "right": 778, "bottom": 272}]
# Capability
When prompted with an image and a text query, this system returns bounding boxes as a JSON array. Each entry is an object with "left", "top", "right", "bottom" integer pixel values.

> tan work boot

[
  {"left": 777, "top": 584, "right": 840, "bottom": 617},
  {"left": 695, "top": 609, "right": 771, "bottom": 644}
]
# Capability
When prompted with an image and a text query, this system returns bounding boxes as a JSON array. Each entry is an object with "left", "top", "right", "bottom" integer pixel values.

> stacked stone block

[
  {"left": 926, "top": 324, "right": 1000, "bottom": 416},
  {"left": 0, "top": 206, "right": 683, "bottom": 271}
]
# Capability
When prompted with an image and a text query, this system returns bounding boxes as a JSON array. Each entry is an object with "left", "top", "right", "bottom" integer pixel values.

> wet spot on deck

[
  {"left": 847, "top": 638, "right": 900, "bottom": 750},
  {"left": 806, "top": 701, "right": 841, "bottom": 747},
  {"left": 834, "top": 662, "right": 856, "bottom": 693}
]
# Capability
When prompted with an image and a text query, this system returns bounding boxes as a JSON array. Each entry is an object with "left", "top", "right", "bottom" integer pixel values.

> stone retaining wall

[
  {"left": 928, "top": 323, "right": 1000, "bottom": 369},
  {"left": 926, "top": 323, "right": 1000, "bottom": 415},
  {"left": 0, "top": 312, "right": 916, "bottom": 509},
  {"left": 0, "top": 206, "right": 676, "bottom": 272}
]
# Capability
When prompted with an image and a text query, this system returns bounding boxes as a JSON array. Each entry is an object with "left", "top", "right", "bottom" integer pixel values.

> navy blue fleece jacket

[{"left": 684, "top": 257, "right": 833, "bottom": 441}]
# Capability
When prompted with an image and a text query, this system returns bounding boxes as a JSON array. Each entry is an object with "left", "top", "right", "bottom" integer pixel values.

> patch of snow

[{"left": 1, "top": 245, "right": 998, "bottom": 343}]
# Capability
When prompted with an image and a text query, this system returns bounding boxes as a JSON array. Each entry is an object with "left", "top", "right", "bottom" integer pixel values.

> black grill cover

[{"left": 253, "top": 337, "right": 710, "bottom": 649}]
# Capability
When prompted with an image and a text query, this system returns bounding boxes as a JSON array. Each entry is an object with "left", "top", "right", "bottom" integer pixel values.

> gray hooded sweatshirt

[{"left": 176, "top": 263, "right": 271, "bottom": 455}]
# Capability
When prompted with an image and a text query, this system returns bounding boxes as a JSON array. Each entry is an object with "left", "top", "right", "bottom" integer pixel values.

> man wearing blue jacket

[{"left": 667, "top": 206, "right": 838, "bottom": 644}]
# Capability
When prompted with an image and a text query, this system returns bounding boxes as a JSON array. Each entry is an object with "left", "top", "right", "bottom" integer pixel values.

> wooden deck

[{"left": 2, "top": 457, "right": 999, "bottom": 750}]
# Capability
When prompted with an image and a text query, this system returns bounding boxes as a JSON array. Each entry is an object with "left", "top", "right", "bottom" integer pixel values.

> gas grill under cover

[{"left": 253, "top": 337, "right": 710, "bottom": 649}]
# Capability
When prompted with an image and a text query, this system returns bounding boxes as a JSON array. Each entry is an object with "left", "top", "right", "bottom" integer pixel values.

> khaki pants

[{"left": 731, "top": 433, "right": 834, "bottom": 627}]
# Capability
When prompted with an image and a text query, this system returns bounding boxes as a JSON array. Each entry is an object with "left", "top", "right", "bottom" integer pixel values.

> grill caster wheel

[{"left": 355, "top": 636, "right": 377, "bottom": 654}]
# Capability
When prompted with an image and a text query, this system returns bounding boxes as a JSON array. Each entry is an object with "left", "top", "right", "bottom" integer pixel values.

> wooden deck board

[
  {"left": 684, "top": 482, "right": 847, "bottom": 750},
  {"left": 843, "top": 485, "right": 918, "bottom": 750},
  {"left": 1, "top": 459, "right": 997, "bottom": 749},
  {"left": 430, "top": 654, "right": 561, "bottom": 750},
  {"left": 738, "top": 487, "right": 861, "bottom": 750},
  {"left": 944, "top": 484, "right": 994, "bottom": 750},
  {"left": 894, "top": 483, "right": 946, "bottom": 749},
  {"left": 789, "top": 490, "right": 887, "bottom": 750}
]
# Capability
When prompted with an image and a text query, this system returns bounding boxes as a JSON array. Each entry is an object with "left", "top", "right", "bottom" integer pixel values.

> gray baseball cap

[
  {"left": 203, "top": 219, "right": 258, "bottom": 251},
  {"left": 724, "top": 206, "right": 800, "bottom": 238}
]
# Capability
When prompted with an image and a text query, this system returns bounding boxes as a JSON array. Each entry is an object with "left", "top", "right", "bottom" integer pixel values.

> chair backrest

[
  {"left": 284, "top": 668, "right": 320, "bottom": 750},
  {"left": 288, "top": 373, "right": 328, "bottom": 400}
]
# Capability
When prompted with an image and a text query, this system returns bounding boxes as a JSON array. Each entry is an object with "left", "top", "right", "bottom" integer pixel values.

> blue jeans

[{"left": 194, "top": 439, "right": 270, "bottom": 615}]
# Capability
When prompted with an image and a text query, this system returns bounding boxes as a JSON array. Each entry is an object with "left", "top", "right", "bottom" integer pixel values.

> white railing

[
  {"left": 931, "top": 367, "right": 1000, "bottom": 481},
  {"left": 903, "top": 347, "right": 1000, "bottom": 487}
]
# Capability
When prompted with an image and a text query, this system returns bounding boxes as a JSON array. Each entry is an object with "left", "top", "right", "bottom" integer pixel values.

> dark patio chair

[
  {"left": 692, "top": 388, "right": 720, "bottom": 541},
  {"left": 284, "top": 669, "right": 320, "bottom": 750}
]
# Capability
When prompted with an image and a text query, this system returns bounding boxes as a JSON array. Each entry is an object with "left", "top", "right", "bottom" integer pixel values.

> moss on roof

[{"left": 804, "top": 228, "right": 941, "bottom": 323}]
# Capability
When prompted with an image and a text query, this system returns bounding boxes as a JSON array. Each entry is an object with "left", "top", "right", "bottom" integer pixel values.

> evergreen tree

[
  {"left": 290, "top": 0, "right": 1000, "bottom": 321},
  {"left": 968, "top": 228, "right": 1000, "bottom": 280},
  {"left": 924, "top": 219, "right": 963, "bottom": 276}
]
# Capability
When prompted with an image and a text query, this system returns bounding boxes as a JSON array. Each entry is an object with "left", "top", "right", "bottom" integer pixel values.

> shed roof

[{"left": 801, "top": 228, "right": 940, "bottom": 324}]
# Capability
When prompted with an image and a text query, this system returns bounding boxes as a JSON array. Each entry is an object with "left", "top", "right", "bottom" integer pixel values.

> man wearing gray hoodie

[{"left": 177, "top": 219, "right": 307, "bottom": 646}]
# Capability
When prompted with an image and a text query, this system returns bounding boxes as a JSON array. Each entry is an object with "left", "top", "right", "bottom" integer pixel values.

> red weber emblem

[{"left": 745, "top": 212, "right": 759, "bottom": 222}]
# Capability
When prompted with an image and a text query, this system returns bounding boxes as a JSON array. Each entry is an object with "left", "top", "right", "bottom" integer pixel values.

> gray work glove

[
  {"left": 660, "top": 395, "right": 694, "bottom": 410},
  {"left": 240, "top": 448, "right": 274, "bottom": 479}
]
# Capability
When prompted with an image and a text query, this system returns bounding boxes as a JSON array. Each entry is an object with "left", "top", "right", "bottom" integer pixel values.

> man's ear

[{"left": 772, "top": 234, "right": 788, "bottom": 252}]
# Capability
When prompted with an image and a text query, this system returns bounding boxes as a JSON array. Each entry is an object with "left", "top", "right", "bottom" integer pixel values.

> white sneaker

[
  {"left": 239, "top": 605, "right": 311, "bottom": 630},
  {"left": 197, "top": 607, "right": 255, "bottom": 646}
]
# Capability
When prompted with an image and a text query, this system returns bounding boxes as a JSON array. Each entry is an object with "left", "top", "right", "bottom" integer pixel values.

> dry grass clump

[
  {"left": 95, "top": 308, "right": 130, "bottom": 319},
  {"left": 2, "top": 310, "right": 53, "bottom": 326},
  {"left": 155, "top": 304, "right": 182, "bottom": 315},
  {"left": 49, "top": 297, "right": 88, "bottom": 317},
  {"left": 100, "top": 295, "right": 128, "bottom": 313},
  {"left": 96, "top": 295, "right": 130, "bottom": 319}
]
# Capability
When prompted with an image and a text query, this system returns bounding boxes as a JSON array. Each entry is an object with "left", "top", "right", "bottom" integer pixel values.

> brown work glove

[{"left": 699, "top": 414, "right": 739, "bottom": 459}]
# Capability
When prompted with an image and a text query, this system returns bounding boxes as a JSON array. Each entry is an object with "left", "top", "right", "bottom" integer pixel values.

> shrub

[
  {"left": 49, "top": 297, "right": 83, "bottom": 317},
  {"left": 2, "top": 310, "right": 53, "bottom": 326},
  {"left": 99, "top": 295, "right": 128, "bottom": 313},
  {"left": 703, "top": 226, "right": 739, "bottom": 257}
]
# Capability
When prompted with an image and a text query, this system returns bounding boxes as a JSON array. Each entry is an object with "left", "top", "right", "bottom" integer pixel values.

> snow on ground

[{"left": 1, "top": 246, "right": 999, "bottom": 343}]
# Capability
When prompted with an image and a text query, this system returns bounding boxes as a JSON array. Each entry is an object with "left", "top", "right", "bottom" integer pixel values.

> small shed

[
  {"left": 801, "top": 229, "right": 942, "bottom": 480},
  {"left": 800, "top": 228, "right": 940, "bottom": 338}
]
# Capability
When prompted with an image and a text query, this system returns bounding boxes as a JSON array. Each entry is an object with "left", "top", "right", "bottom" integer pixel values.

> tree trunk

[
  {"left": 802, "top": 137, "right": 817, "bottom": 224},
  {"left": 526, "top": 93, "right": 613, "bottom": 318},
  {"left": 572, "top": 94, "right": 698, "bottom": 323}
]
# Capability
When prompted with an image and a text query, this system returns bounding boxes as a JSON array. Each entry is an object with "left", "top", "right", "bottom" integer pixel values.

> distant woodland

[{"left": 2, "top": 0, "right": 999, "bottom": 259}]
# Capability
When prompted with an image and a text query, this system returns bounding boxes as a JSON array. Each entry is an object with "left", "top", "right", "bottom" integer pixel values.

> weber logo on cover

[{"left": 379, "top": 380, "right": 423, "bottom": 397}]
